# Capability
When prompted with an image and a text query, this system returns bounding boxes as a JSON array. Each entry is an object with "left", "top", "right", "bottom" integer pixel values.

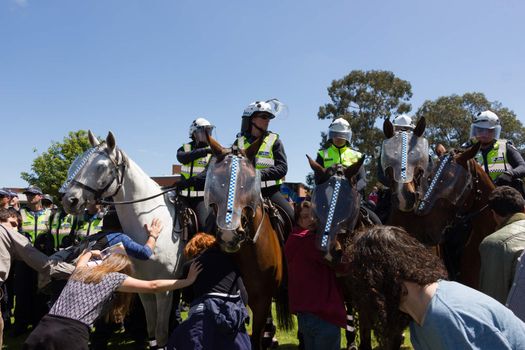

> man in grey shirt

[{"left": 0, "top": 208, "right": 74, "bottom": 347}]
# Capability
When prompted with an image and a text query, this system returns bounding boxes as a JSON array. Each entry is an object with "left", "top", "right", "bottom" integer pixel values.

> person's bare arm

[
  {"left": 75, "top": 250, "right": 102, "bottom": 268},
  {"left": 117, "top": 261, "right": 202, "bottom": 293}
]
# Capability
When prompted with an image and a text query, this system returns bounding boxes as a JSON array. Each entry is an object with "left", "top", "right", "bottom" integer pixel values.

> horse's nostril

[{"left": 68, "top": 197, "right": 79, "bottom": 207}]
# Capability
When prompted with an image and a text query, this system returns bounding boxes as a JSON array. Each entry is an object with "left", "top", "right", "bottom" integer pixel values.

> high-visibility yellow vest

[
  {"left": 20, "top": 208, "right": 52, "bottom": 244},
  {"left": 475, "top": 139, "right": 509, "bottom": 181},
  {"left": 50, "top": 212, "right": 76, "bottom": 247},
  {"left": 180, "top": 143, "right": 212, "bottom": 197},
  {"left": 237, "top": 132, "right": 283, "bottom": 188},
  {"left": 74, "top": 216, "right": 103, "bottom": 238},
  {"left": 318, "top": 144, "right": 362, "bottom": 168}
]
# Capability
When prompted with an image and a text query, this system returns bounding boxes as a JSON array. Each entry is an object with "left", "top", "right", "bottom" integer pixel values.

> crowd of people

[{"left": 1, "top": 100, "right": 525, "bottom": 350}]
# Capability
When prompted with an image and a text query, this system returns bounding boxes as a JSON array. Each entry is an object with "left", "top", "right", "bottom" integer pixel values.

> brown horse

[
  {"left": 307, "top": 156, "right": 393, "bottom": 350},
  {"left": 381, "top": 117, "right": 430, "bottom": 214},
  {"left": 413, "top": 143, "right": 496, "bottom": 288},
  {"left": 205, "top": 136, "right": 293, "bottom": 350}
]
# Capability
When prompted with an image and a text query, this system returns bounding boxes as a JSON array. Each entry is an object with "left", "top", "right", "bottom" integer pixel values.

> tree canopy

[
  {"left": 21, "top": 130, "right": 92, "bottom": 202},
  {"left": 416, "top": 92, "right": 525, "bottom": 152}
]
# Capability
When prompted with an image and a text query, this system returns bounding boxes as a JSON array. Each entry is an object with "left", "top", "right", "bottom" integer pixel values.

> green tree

[
  {"left": 416, "top": 92, "right": 525, "bottom": 151},
  {"left": 21, "top": 130, "right": 92, "bottom": 202},
  {"left": 312, "top": 70, "right": 413, "bottom": 187}
]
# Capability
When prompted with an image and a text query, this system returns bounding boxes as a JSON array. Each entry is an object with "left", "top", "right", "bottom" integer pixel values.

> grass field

[{"left": 2, "top": 304, "right": 415, "bottom": 349}]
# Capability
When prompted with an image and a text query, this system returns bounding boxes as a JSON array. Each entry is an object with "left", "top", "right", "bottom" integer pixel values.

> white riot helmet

[
  {"left": 240, "top": 99, "right": 287, "bottom": 135},
  {"left": 393, "top": 114, "right": 415, "bottom": 130},
  {"left": 470, "top": 110, "right": 501, "bottom": 140},
  {"left": 328, "top": 118, "right": 352, "bottom": 142},
  {"left": 189, "top": 118, "right": 214, "bottom": 140}
]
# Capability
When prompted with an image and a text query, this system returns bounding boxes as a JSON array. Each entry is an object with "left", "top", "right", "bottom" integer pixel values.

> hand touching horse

[
  {"left": 60, "top": 131, "right": 184, "bottom": 348},
  {"left": 205, "top": 136, "right": 293, "bottom": 350}
]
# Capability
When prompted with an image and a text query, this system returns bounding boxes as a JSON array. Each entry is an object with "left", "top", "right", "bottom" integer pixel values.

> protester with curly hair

[
  {"left": 23, "top": 250, "right": 201, "bottom": 350},
  {"left": 345, "top": 225, "right": 525, "bottom": 350}
]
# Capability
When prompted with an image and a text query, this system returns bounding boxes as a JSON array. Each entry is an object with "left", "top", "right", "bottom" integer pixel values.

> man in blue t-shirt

[{"left": 346, "top": 225, "right": 525, "bottom": 350}]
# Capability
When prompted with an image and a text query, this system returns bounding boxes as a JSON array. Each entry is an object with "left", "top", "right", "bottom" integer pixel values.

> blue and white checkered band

[
  {"left": 322, "top": 179, "right": 341, "bottom": 248},
  {"left": 417, "top": 154, "right": 452, "bottom": 212},
  {"left": 225, "top": 156, "right": 239, "bottom": 224},
  {"left": 59, "top": 146, "right": 100, "bottom": 193},
  {"left": 400, "top": 131, "right": 408, "bottom": 181}
]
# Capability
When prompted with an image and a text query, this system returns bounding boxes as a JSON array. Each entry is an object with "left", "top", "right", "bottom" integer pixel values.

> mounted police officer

[
  {"left": 316, "top": 118, "right": 367, "bottom": 193},
  {"left": 176, "top": 118, "right": 215, "bottom": 233},
  {"left": 469, "top": 111, "right": 525, "bottom": 194},
  {"left": 234, "top": 99, "right": 294, "bottom": 224}
]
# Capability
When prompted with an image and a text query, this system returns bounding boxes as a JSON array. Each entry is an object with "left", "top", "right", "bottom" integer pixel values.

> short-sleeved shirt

[
  {"left": 49, "top": 272, "right": 127, "bottom": 326},
  {"left": 410, "top": 280, "right": 525, "bottom": 350}
]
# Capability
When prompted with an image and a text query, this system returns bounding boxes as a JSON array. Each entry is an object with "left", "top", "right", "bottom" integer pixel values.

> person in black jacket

[{"left": 167, "top": 232, "right": 250, "bottom": 350}]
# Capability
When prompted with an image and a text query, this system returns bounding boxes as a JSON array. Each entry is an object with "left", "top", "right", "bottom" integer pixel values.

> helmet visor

[
  {"left": 194, "top": 126, "right": 214, "bottom": 143},
  {"left": 328, "top": 130, "right": 351, "bottom": 142},
  {"left": 470, "top": 125, "right": 501, "bottom": 140}
]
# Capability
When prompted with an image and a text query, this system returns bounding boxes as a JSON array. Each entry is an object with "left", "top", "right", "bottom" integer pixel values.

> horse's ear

[
  {"left": 414, "top": 117, "right": 426, "bottom": 137},
  {"left": 458, "top": 142, "right": 481, "bottom": 162},
  {"left": 106, "top": 131, "right": 116, "bottom": 153},
  {"left": 435, "top": 144, "right": 447, "bottom": 157},
  {"left": 88, "top": 130, "right": 100, "bottom": 147},
  {"left": 344, "top": 156, "right": 365, "bottom": 180},
  {"left": 383, "top": 119, "right": 394, "bottom": 139},
  {"left": 245, "top": 136, "right": 264, "bottom": 162},
  {"left": 306, "top": 154, "right": 325, "bottom": 176},
  {"left": 207, "top": 134, "right": 225, "bottom": 156}
]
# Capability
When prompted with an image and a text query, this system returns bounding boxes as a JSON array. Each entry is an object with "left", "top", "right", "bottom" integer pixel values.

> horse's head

[
  {"left": 60, "top": 131, "right": 127, "bottom": 214},
  {"left": 204, "top": 135, "right": 264, "bottom": 252},
  {"left": 381, "top": 117, "right": 430, "bottom": 212},
  {"left": 307, "top": 155, "right": 364, "bottom": 263},
  {"left": 413, "top": 142, "right": 492, "bottom": 244}
]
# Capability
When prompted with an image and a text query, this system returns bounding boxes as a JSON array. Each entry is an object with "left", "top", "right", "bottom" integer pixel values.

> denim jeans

[{"left": 297, "top": 312, "right": 341, "bottom": 350}]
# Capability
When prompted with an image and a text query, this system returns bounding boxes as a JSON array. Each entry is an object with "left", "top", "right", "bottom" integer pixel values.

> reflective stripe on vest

[
  {"left": 318, "top": 144, "right": 362, "bottom": 168},
  {"left": 20, "top": 208, "right": 52, "bottom": 243},
  {"left": 237, "top": 133, "right": 283, "bottom": 187},
  {"left": 180, "top": 143, "right": 211, "bottom": 197},
  {"left": 50, "top": 212, "right": 76, "bottom": 247},
  {"left": 75, "top": 217, "right": 103, "bottom": 237},
  {"left": 475, "top": 139, "right": 510, "bottom": 181}
]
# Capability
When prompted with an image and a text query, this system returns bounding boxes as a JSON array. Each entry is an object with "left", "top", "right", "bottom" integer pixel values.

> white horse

[{"left": 60, "top": 131, "right": 184, "bottom": 348}]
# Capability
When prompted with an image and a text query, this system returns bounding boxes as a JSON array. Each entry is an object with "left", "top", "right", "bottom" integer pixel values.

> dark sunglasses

[{"left": 255, "top": 114, "right": 272, "bottom": 120}]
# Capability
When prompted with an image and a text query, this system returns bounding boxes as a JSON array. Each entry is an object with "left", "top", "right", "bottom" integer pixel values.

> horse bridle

[
  {"left": 66, "top": 145, "right": 127, "bottom": 203},
  {"left": 415, "top": 154, "right": 485, "bottom": 220}
]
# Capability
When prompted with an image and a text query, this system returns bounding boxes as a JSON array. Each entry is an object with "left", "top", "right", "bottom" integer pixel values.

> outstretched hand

[
  {"left": 186, "top": 261, "right": 203, "bottom": 284},
  {"left": 144, "top": 218, "right": 163, "bottom": 239}
]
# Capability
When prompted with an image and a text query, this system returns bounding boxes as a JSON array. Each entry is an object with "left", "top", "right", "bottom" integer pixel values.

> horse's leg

[
  {"left": 250, "top": 295, "right": 272, "bottom": 350},
  {"left": 155, "top": 291, "right": 173, "bottom": 347},
  {"left": 138, "top": 293, "right": 158, "bottom": 348},
  {"left": 358, "top": 311, "right": 372, "bottom": 350}
]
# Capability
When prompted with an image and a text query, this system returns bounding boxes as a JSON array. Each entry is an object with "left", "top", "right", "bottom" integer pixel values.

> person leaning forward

[{"left": 0, "top": 208, "right": 74, "bottom": 348}]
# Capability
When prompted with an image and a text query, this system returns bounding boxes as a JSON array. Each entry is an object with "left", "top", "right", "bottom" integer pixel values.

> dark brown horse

[
  {"left": 206, "top": 136, "right": 292, "bottom": 350},
  {"left": 413, "top": 143, "right": 496, "bottom": 288},
  {"left": 307, "top": 156, "right": 392, "bottom": 350}
]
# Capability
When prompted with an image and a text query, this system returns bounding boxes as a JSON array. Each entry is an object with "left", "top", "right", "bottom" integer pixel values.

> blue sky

[{"left": 2, "top": 0, "right": 524, "bottom": 188}]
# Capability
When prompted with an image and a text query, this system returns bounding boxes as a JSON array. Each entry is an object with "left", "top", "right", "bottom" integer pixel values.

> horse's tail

[{"left": 275, "top": 246, "right": 294, "bottom": 331}]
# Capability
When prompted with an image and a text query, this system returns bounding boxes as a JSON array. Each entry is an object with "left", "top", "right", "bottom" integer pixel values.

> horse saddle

[{"left": 264, "top": 199, "right": 293, "bottom": 245}]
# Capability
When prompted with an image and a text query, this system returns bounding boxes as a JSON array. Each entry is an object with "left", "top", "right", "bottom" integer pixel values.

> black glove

[
  {"left": 494, "top": 171, "right": 513, "bottom": 186},
  {"left": 175, "top": 177, "right": 191, "bottom": 190}
]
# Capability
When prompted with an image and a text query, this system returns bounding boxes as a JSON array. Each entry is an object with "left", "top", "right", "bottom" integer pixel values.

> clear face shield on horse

[
  {"left": 381, "top": 131, "right": 430, "bottom": 211},
  {"left": 204, "top": 155, "right": 262, "bottom": 252},
  {"left": 312, "top": 175, "right": 360, "bottom": 262},
  {"left": 415, "top": 153, "right": 472, "bottom": 216}
]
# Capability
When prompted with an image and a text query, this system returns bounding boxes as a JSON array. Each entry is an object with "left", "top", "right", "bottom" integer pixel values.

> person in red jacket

[{"left": 285, "top": 201, "right": 347, "bottom": 350}]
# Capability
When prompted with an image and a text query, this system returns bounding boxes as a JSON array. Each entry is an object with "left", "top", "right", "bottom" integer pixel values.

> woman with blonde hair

[{"left": 23, "top": 249, "right": 201, "bottom": 350}]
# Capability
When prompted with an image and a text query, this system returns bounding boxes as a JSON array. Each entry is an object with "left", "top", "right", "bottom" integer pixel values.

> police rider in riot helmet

[{"left": 468, "top": 111, "right": 525, "bottom": 194}]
